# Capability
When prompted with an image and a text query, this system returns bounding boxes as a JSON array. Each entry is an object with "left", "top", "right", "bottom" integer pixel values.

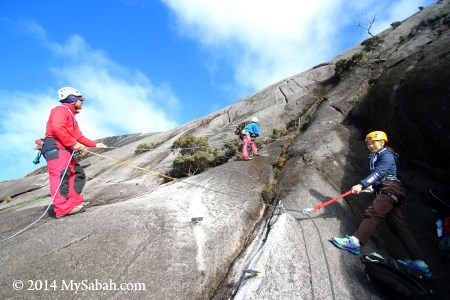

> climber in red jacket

[{"left": 41, "top": 87, "right": 107, "bottom": 218}]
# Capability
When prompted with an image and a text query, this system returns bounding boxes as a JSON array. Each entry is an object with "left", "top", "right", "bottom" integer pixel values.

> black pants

[{"left": 354, "top": 184, "right": 425, "bottom": 260}]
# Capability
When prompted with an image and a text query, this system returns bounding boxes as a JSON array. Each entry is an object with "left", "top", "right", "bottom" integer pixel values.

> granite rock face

[{"left": 1, "top": 1, "right": 449, "bottom": 299}]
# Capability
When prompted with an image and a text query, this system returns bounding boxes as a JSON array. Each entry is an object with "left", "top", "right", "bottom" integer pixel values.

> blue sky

[{"left": 0, "top": 0, "right": 435, "bottom": 181}]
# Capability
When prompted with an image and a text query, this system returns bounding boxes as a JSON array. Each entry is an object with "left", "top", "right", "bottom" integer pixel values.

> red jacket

[{"left": 45, "top": 103, "right": 96, "bottom": 148}]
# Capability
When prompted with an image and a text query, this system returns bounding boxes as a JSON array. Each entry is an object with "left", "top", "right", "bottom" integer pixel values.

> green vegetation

[
  {"left": 274, "top": 132, "right": 298, "bottom": 179},
  {"left": 2, "top": 196, "right": 12, "bottom": 204},
  {"left": 170, "top": 135, "right": 215, "bottom": 177},
  {"left": 223, "top": 139, "right": 241, "bottom": 159},
  {"left": 361, "top": 36, "right": 382, "bottom": 52},
  {"left": 169, "top": 131, "right": 272, "bottom": 178},
  {"left": 334, "top": 52, "right": 367, "bottom": 80},
  {"left": 261, "top": 183, "right": 277, "bottom": 204},
  {"left": 172, "top": 150, "right": 215, "bottom": 177},
  {"left": 135, "top": 143, "right": 151, "bottom": 155},
  {"left": 0, "top": 196, "right": 51, "bottom": 212},
  {"left": 135, "top": 141, "right": 162, "bottom": 155},
  {"left": 391, "top": 21, "right": 402, "bottom": 29},
  {"left": 270, "top": 128, "right": 287, "bottom": 140},
  {"left": 172, "top": 135, "right": 208, "bottom": 155}
]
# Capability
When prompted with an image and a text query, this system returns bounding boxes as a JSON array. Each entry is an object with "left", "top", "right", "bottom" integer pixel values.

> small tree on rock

[
  {"left": 171, "top": 135, "right": 214, "bottom": 177},
  {"left": 358, "top": 14, "right": 386, "bottom": 61}
]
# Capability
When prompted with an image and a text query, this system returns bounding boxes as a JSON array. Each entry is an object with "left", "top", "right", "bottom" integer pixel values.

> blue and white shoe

[
  {"left": 397, "top": 259, "right": 432, "bottom": 279},
  {"left": 332, "top": 235, "right": 361, "bottom": 255}
]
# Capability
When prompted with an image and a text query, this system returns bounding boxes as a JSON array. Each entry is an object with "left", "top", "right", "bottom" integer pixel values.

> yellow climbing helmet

[{"left": 365, "top": 131, "right": 388, "bottom": 142}]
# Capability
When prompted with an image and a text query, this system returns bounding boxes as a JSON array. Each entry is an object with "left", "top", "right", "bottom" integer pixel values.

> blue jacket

[
  {"left": 244, "top": 122, "right": 260, "bottom": 137},
  {"left": 360, "top": 147, "right": 401, "bottom": 189}
]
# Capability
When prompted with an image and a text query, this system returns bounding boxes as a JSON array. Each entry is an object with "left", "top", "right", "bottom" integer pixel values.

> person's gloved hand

[{"left": 73, "top": 143, "right": 85, "bottom": 151}]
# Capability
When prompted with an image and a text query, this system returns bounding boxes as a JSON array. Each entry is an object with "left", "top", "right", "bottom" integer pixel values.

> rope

[
  {"left": 82, "top": 149, "right": 176, "bottom": 181},
  {"left": 2, "top": 143, "right": 337, "bottom": 298},
  {"left": 82, "top": 149, "right": 276, "bottom": 209},
  {"left": 1, "top": 145, "right": 276, "bottom": 245},
  {"left": 297, "top": 213, "right": 316, "bottom": 299},
  {"left": 229, "top": 183, "right": 284, "bottom": 298},
  {"left": 228, "top": 175, "right": 336, "bottom": 299},
  {"left": 100, "top": 135, "right": 289, "bottom": 152},
  {"left": 281, "top": 191, "right": 352, "bottom": 299},
  {"left": 292, "top": 211, "right": 336, "bottom": 300},
  {"left": 0, "top": 151, "right": 75, "bottom": 244}
]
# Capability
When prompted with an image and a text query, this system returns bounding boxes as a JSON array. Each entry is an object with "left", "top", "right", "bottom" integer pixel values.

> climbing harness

[
  {"left": 302, "top": 190, "right": 352, "bottom": 215},
  {"left": 379, "top": 190, "right": 401, "bottom": 206}
]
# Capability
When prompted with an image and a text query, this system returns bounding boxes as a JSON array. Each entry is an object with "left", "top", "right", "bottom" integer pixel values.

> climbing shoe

[
  {"left": 252, "top": 152, "right": 260, "bottom": 156},
  {"left": 397, "top": 259, "right": 432, "bottom": 279},
  {"left": 68, "top": 204, "right": 86, "bottom": 215},
  {"left": 243, "top": 157, "right": 252, "bottom": 161},
  {"left": 56, "top": 203, "right": 86, "bottom": 219},
  {"left": 331, "top": 235, "right": 361, "bottom": 255}
]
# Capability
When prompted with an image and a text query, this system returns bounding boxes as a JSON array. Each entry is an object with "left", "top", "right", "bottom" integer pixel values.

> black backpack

[
  {"left": 360, "top": 253, "right": 434, "bottom": 300},
  {"left": 234, "top": 122, "right": 247, "bottom": 136}
]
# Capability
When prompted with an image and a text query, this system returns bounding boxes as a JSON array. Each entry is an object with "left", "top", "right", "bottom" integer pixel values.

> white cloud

[
  {"left": 0, "top": 90, "right": 56, "bottom": 179},
  {"left": 0, "top": 0, "right": 434, "bottom": 181},
  {"left": 0, "top": 22, "right": 179, "bottom": 180},
  {"left": 162, "top": 0, "right": 433, "bottom": 94},
  {"left": 50, "top": 54, "right": 180, "bottom": 138},
  {"left": 163, "top": 0, "right": 344, "bottom": 91},
  {"left": 18, "top": 21, "right": 180, "bottom": 137}
]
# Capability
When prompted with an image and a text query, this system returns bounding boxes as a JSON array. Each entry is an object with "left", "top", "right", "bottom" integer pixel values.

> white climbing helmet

[
  {"left": 58, "top": 87, "right": 83, "bottom": 101},
  {"left": 251, "top": 117, "right": 259, "bottom": 123}
]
